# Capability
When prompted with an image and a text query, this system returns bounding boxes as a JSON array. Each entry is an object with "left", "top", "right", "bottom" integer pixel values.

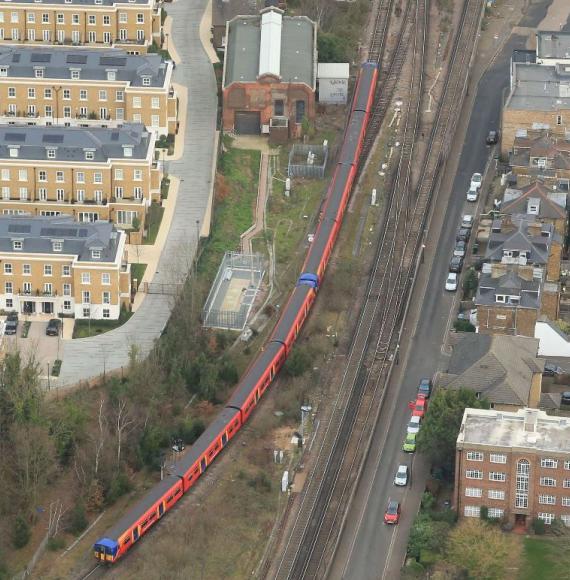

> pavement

[
  {"left": 56, "top": 0, "right": 218, "bottom": 386},
  {"left": 241, "top": 153, "right": 268, "bottom": 254},
  {"left": 328, "top": 1, "right": 563, "bottom": 578}
]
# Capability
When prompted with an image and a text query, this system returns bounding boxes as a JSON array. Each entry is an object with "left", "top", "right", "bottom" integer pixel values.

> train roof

[
  {"left": 324, "top": 163, "right": 354, "bottom": 221},
  {"left": 269, "top": 285, "right": 313, "bottom": 344},
  {"left": 226, "top": 342, "right": 284, "bottom": 409},
  {"left": 353, "top": 65, "right": 377, "bottom": 112},
  {"left": 101, "top": 475, "right": 181, "bottom": 542},
  {"left": 338, "top": 110, "right": 367, "bottom": 165},
  {"left": 173, "top": 407, "right": 241, "bottom": 478},
  {"left": 302, "top": 218, "right": 336, "bottom": 274}
]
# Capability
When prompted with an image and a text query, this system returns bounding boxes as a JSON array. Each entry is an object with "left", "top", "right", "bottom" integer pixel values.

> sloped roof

[
  {"left": 502, "top": 181, "right": 567, "bottom": 220},
  {"left": 441, "top": 333, "right": 543, "bottom": 406},
  {"left": 476, "top": 268, "right": 540, "bottom": 309}
]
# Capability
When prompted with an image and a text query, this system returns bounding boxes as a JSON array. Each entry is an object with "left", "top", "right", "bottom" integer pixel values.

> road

[{"left": 327, "top": 28, "right": 531, "bottom": 580}]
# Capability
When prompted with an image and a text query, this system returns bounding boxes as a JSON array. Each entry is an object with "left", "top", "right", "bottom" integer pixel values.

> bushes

[
  {"left": 531, "top": 517, "right": 546, "bottom": 535},
  {"left": 453, "top": 319, "right": 475, "bottom": 332},
  {"left": 317, "top": 31, "right": 349, "bottom": 62},
  {"left": 69, "top": 501, "right": 89, "bottom": 535},
  {"left": 284, "top": 348, "right": 312, "bottom": 377},
  {"left": 12, "top": 515, "right": 31, "bottom": 549},
  {"left": 106, "top": 471, "right": 133, "bottom": 505}
]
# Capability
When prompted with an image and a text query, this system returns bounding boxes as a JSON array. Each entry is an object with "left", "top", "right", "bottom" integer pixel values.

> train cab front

[
  {"left": 93, "top": 538, "right": 119, "bottom": 563},
  {"left": 297, "top": 273, "right": 319, "bottom": 289}
]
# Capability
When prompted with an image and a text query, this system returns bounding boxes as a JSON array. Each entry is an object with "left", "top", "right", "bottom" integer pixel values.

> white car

[
  {"left": 394, "top": 465, "right": 409, "bottom": 486},
  {"left": 407, "top": 415, "right": 421, "bottom": 434},
  {"left": 470, "top": 172, "right": 482, "bottom": 190},
  {"left": 466, "top": 185, "right": 479, "bottom": 202},
  {"left": 461, "top": 215, "right": 474, "bottom": 229},
  {"left": 445, "top": 272, "right": 458, "bottom": 292}
]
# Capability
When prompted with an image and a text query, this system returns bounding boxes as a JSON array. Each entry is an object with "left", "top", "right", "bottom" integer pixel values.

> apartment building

[
  {"left": 0, "top": 215, "right": 130, "bottom": 319},
  {"left": 0, "top": 0, "right": 161, "bottom": 53},
  {"left": 0, "top": 46, "right": 177, "bottom": 136},
  {"left": 0, "top": 123, "right": 160, "bottom": 243},
  {"left": 454, "top": 407, "right": 570, "bottom": 530}
]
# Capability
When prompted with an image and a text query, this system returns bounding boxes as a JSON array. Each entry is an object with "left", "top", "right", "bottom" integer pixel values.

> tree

[
  {"left": 69, "top": 500, "right": 88, "bottom": 535},
  {"left": 317, "top": 32, "right": 348, "bottom": 63},
  {"left": 284, "top": 348, "right": 311, "bottom": 377},
  {"left": 446, "top": 519, "right": 520, "bottom": 579},
  {"left": 407, "top": 513, "right": 451, "bottom": 559},
  {"left": 12, "top": 514, "right": 31, "bottom": 549},
  {"left": 416, "top": 388, "right": 489, "bottom": 469}
]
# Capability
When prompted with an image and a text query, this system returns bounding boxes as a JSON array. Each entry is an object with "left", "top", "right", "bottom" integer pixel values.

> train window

[
  {"left": 166, "top": 494, "right": 173, "bottom": 503},
  {"left": 234, "top": 419, "right": 239, "bottom": 427},
  {"left": 123, "top": 537, "right": 131, "bottom": 546},
  {"left": 228, "top": 425, "right": 234, "bottom": 434},
  {"left": 188, "top": 474, "right": 194, "bottom": 482},
  {"left": 175, "top": 488, "right": 181, "bottom": 496}
]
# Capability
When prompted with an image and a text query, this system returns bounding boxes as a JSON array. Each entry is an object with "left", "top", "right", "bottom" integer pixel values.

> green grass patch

[
  {"left": 51, "top": 359, "right": 62, "bottom": 377},
  {"left": 520, "top": 536, "right": 570, "bottom": 580},
  {"left": 143, "top": 203, "right": 165, "bottom": 245},
  {"left": 22, "top": 321, "right": 31, "bottom": 338},
  {"left": 161, "top": 177, "right": 170, "bottom": 200},
  {"left": 72, "top": 308, "right": 133, "bottom": 339},
  {"left": 131, "top": 263, "right": 147, "bottom": 285}
]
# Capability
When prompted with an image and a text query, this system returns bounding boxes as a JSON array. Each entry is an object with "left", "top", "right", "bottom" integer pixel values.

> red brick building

[
  {"left": 454, "top": 408, "right": 570, "bottom": 530},
  {"left": 222, "top": 7, "right": 316, "bottom": 140}
]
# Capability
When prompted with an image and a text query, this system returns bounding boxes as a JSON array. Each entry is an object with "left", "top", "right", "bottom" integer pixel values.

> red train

[{"left": 93, "top": 61, "right": 379, "bottom": 563}]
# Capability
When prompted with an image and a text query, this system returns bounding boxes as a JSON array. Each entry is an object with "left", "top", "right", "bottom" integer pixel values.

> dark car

[
  {"left": 4, "top": 312, "right": 18, "bottom": 335},
  {"left": 543, "top": 362, "right": 564, "bottom": 377},
  {"left": 418, "top": 378, "right": 432, "bottom": 399},
  {"left": 449, "top": 256, "right": 464, "bottom": 273},
  {"left": 46, "top": 318, "right": 62, "bottom": 336},
  {"left": 486, "top": 130, "right": 500, "bottom": 145},
  {"left": 561, "top": 392, "right": 570, "bottom": 406},
  {"left": 456, "top": 228, "right": 471, "bottom": 243}
]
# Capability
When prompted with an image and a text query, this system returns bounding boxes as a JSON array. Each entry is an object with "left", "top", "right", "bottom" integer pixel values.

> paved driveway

[{"left": 57, "top": 0, "right": 217, "bottom": 386}]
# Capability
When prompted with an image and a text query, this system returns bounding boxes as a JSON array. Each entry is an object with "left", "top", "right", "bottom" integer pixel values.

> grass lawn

[
  {"left": 143, "top": 203, "right": 165, "bottom": 245},
  {"left": 72, "top": 308, "right": 133, "bottom": 339},
  {"left": 131, "top": 263, "right": 147, "bottom": 285},
  {"left": 519, "top": 536, "right": 570, "bottom": 579}
]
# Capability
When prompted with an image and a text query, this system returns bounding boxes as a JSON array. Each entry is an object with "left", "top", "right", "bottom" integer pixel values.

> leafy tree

[
  {"left": 219, "top": 359, "right": 238, "bottom": 385},
  {"left": 69, "top": 500, "right": 89, "bottom": 535},
  {"left": 446, "top": 519, "right": 520, "bottom": 579},
  {"left": 106, "top": 471, "right": 132, "bottom": 505},
  {"left": 462, "top": 268, "right": 478, "bottom": 299},
  {"left": 284, "top": 348, "right": 312, "bottom": 377},
  {"left": 416, "top": 388, "right": 489, "bottom": 470},
  {"left": 137, "top": 425, "right": 168, "bottom": 469},
  {"left": 317, "top": 32, "right": 348, "bottom": 62},
  {"left": 453, "top": 319, "right": 475, "bottom": 332},
  {"left": 408, "top": 513, "right": 451, "bottom": 559},
  {"left": 531, "top": 517, "right": 546, "bottom": 535},
  {"left": 12, "top": 514, "right": 31, "bottom": 549}
]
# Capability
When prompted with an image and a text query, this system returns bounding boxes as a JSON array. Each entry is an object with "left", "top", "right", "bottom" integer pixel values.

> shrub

[
  {"left": 453, "top": 319, "right": 475, "bottom": 332},
  {"left": 69, "top": 501, "right": 88, "bottom": 535},
  {"left": 480, "top": 505, "right": 489, "bottom": 521},
  {"left": 12, "top": 515, "right": 31, "bottom": 549},
  {"left": 106, "top": 471, "right": 132, "bottom": 505},
  {"left": 531, "top": 517, "right": 546, "bottom": 535},
  {"left": 284, "top": 348, "right": 311, "bottom": 377},
  {"left": 47, "top": 536, "right": 66, "bottom": 551}
]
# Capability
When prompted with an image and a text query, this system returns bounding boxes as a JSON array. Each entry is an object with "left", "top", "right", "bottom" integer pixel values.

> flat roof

[
  {"left": 457, "top": 407, "right": 570, "bottom": 454},
  {"left": 507, "top": 63, "right": 570, "bottom": 111},
  {"left": 317, "top": 62, "right": 350, "bottom": 79},
  {"left": 0, "top": 0, "right": 151, "bottom": 6},
  {"left": 0, "top": 46, "right": 169, "bottom": 88},
  {"left": 0, "top": 123, "right": 151, "bottom": 163},
  {"left": 224, "top": 8, "right": 315, "bottom": 88},
  {"left": 0, "top": 215, "right": 122, "bottom": 262},
  {"left": 537, "top": 31, "right": 570, "bottom": 60}
]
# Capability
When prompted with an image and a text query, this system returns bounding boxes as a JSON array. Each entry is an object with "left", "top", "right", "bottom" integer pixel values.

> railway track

[{"left": 271, "top": 0, "right": 485, "bottom": 578}]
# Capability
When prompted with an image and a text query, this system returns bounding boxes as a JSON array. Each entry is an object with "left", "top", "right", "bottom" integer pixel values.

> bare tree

[
  {"left": 299, "top": 0, "right": 338, "bottom": 30},
  {"left": 115, "top": 398, "right": 134, "bottom": 466},
  {"left": 93, "top": 397, "right": 106, "bottom": 476},
  {"left": 47, "top": 499, "right": 68, "bottom": 538}
]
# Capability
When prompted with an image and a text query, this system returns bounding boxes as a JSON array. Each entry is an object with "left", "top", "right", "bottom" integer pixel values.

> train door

[
  {"left": 222, "top": 432, "right": 228, "bottom": 447},
  {"left": 133, "top": 528, "right": 139, "bottom": 542},
  {"left": 158, "top": 503, "right": 164, "bottom": 517},
  {"left": 200, "top": 457, "right": 207, "bottom": 472}
]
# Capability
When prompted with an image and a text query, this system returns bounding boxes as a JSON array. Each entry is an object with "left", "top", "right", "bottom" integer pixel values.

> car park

[
  {"left": 407, "top": 415, "right": 421, "bottom": 434},
  {"left": 461, "top": 214, "right": 474, "bottom": 229},
  {"left": 418, "top": 378, "right": 432, "bottom": 399},
  {"left": 409, "top": 397, "right": 428, "bottom": 418},
  {"left": 456, "top": 228, "right": 471, "bottom": 242},
  {"left": 466, "top": 185, "right": 479, "bottom": 202},
  {"left": 449, "top": 256, "right": 464, "bottom": 273},
  {"left": 470, "top": 172, "right": 482, "bottom": 190},
  {"left": 384, "top": 499, "right": 401, "bottom": 524},
  {"left": 486, "top": 130, "right": 500, "bottom": 145},
  {"left": 453, "top": 241, "right": 466, "bottom": 257},
  {"left": 445, "top": 272, "right": 458, "bottom": 292},
  {"left": 403, "top": 432, "right": 417, "bottom": 453},
  {"left": 394, "top": 465, "right": 409, "bottom": 486},
  {"left": 4, "top": 312, "right": 18, "bottom": 335},
  {"left": 46, "top": 318, "right": 62, "bottom": 337}
]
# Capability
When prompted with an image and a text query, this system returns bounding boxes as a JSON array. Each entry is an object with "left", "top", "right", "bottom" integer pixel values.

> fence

[{"left": 288, "top": 143, "right": 329, "bottom": 179}]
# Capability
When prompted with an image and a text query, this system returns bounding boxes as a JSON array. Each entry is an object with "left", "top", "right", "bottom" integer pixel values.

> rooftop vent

[{"left": 524, "top": 408, "right": 539, "bottom": 432}]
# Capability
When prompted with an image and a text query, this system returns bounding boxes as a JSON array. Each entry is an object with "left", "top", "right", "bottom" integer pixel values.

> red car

[
  {"left": 409, "top": 397, "right": 428, "bottom": 418},
  {"left": 384, "top": 499, "right": 401, "bottom": 524}
]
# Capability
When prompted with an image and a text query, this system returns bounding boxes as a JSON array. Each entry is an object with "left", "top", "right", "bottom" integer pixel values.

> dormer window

[
  {"left": 65, "top": 0, "right": 72, "bottom": 3},
  {"left": 34, "top": 68, "right": 44, "bottom": 78},
  {"left": 84, "top": 150, "right": 95, "bottom": 160},
  {"left": 46, "top": 148, "right": 56, "bottom": 159},
  {"left": 52, "top": 240, "right": 63, "bottom": 252},
  {"left": 496, "top": 295, "right": 506, "bottom": 303},
  {"left": 107, "top": 69, "right": 117, "bottom": 81},
  {"left": 528, "top": 204, "right": 539, "bottom": 215},
  {"left": 12, "top": 239, "right": 22, "bottom": 251},
  {"left": 95, "top": 0, "right": 102, "bottom": 4},
  {"left": 91, "top": 249, "right": 101, "bottom": 259},
  {"left": 71, "top": 69, "right": 81, "bottom": 80},
  {"left": 541, "top": 229, "right": 550, "bottom": 237},
  {"left": 142, "top": 76, "right": 151, "bottom": 86},
  {"left": 0, "top": 68, "right": 8, "bottom": 77},
  {"left": 9, "top": 146, "right": 19, "bottom": 158},
  {"left": 123, "top": 146, "right": 133, "bottom": 158}
]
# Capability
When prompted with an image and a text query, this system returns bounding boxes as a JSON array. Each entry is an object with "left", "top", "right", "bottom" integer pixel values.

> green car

[{"left": 403, "top": 432, "right": 417, "bottom": 453}]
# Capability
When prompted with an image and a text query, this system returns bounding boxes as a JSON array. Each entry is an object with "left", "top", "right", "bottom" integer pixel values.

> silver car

[{"left": 394, "top": 465, "right": 409, "bottom": 486}]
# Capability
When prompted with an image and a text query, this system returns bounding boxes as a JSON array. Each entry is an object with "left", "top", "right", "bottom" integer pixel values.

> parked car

[
  {"left": 470, "top": 172, "right": 482, "bottom": 190},
  {"left": 466, "top": 185, "right": 479, "bottom": 202},
  {"left": 384, "top": 499, "right": 401, "bottom": 524},
  {"left": 456, "top": 228, "right": 471, "bottom": 242},
  {"left": 561, "top": 392, "right": 570, "bottom": 406},
  {"left": 409, "top": 397, "right": 428, "bottom": 418},
  {"left": 407, "top": 415, "right": 421, "bottom": 434},
  {"left": 4, "top": 312, "right": 18, "bottom": 335},
  {"left": 46, "top": 318, "right": 62, "bottom": 336},
  {"left": 445, "top": 272, "right": 458, "bottom": 292},
  {"left": 453, "top": 241, "right": 466, "bottom": 257},
  {"left": 449, "top": 256, "right": 464, "bottom": 273},
  {"left": 394, "top": 465, "right": 409, "bottom": 486},
  {"left": 403, "top": 432, "right": 417, "bottom": 453},
  {"left": 486, "top": 130, "right": 500, "bottom": 145},
  {"left": 461, "top": 214, "right": 474, "bottom": 229},
  {"left": 418, "top": 378, "right": 432, "bottom": 399},
  {"left": 543, "top": 362, "right": 564, "bottom": 377}
]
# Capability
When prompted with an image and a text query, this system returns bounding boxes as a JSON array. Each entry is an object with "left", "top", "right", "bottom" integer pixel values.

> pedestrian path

[
  {"left": 241, "top": 153, "right": 269, "bottom": 255},
  {"left": 57, "top": 0, "right": 218, "bottom": 386}
]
